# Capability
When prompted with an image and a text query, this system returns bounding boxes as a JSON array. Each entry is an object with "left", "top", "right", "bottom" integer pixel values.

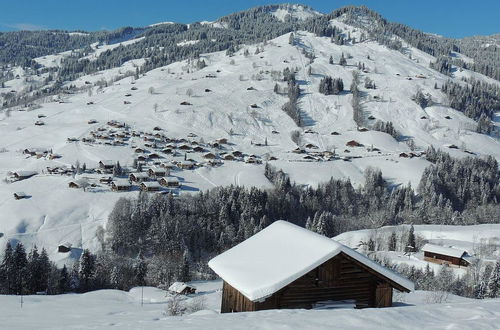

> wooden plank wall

[
  {"left": 221, "top": 281, "right": 255, "bottom": 313},
  {"left": 270, "top": 254, "right": 378, "bottom": 310},
  {"left": 221, "top": 253, "right": 396, "bottom": 313}
]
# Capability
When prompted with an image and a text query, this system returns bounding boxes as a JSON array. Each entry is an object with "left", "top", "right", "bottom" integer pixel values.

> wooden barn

[
  {"left": 422, "top": 244, "right": 471, "bottom": 267},
  {"left": 209, "top": 221, "right": 413, "bottom": 313}
]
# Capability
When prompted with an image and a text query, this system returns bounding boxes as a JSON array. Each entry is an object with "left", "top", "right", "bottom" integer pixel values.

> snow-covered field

[
  {"left": 1, "top": 15, "right": 499, "bottom": 263},
  {"left": 0, "top": 281, "right": 498, "bottom": 329}
]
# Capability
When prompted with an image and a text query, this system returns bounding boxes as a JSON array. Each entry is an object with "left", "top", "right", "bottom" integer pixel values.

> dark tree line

[
  {"left": 372, "top": 121, "right": 399, "bottom": 140},
  {"left": 441, "top": 79, "right": 499, "bottom": 133},
  {"left": 281, "top": 68, "right": 302, "bottom": 126},
  {"left": 319, "top": 76, "right": 344, "bottom": 95}
]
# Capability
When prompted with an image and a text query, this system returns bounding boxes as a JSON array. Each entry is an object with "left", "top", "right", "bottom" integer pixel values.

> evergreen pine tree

[
  {"left": 58, "top": 265, "right": 70, "bottom": 293},
  {"left": 388, "top": 232, "right": 397, "bottom": 251},
  {"left": 487, "top": 258, "right": 500, "bottom": 298},
  {"left": 79, "top": 249, "right": 96, "bottom": 292},
  {"left": 406, "top": 225, "right": 416, "bottom": 252}
]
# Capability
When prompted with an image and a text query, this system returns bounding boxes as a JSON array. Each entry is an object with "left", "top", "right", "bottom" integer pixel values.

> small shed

[
  {"left": 58, "top": 243, "right": 72, "bottom": 253},
  {"left": 223, "top": 154, "right": 235, "bottom": 161},
  {"left": 346, "top": 140, "right": 363, "bottom": 147},
  {"left": 68, "top": 181, "right": 81, "bottom": 189},
  {"left": 193, "top": 146, "right": 205, "bottom": 152},
  {"left": 209, "top": 221, "right": 413, "bottom": 313},
  {"left": 422, "top": 244, "right": 470, "bottom": 267},
  {"left": 168, "top": 282, "right": 196, "bottom": 295},
  {"left": 203, "top": 152, "right": 216, "bottom": 159},
  {"left": 13, "top": 192, "right": 28, "bottom": 200},
  {"left": 232, "top": 151, "right": 243, "bottom": 157}
]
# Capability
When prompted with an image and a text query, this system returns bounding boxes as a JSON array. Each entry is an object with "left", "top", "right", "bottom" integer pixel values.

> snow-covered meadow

[{"left": 1, "top": 282, "right": 499, "bottom": 330}]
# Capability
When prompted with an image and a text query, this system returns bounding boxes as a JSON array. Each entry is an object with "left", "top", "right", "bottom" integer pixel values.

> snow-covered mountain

[{"left": 0, "top": 4, "right": 499, "bottom": 264}]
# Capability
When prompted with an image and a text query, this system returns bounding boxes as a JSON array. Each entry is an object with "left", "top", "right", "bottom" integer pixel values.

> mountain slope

[{"left": 0, "top": 5, "right": 499, "bottom": 263}]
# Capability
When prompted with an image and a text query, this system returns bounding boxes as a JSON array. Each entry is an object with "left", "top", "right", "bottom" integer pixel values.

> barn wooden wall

[{"left": 221, "top": 252, "right": 396, "bottom": 313}]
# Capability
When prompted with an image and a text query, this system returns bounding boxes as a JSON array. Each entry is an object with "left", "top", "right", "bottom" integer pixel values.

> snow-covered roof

[
  {"left": 422, "top": 243, "right": 467, "bottom": 259},
  {"left": 112, "top": 179, "right": 131, "bottom": 187},
  {"left": 141, "top": 181, "right": 161, "bottom": 188},
  {"left": 168, "top": 282, "right": 192, "bottom": 293},
  {"left": 209, "top": 221, "right": 414, "bottom": 302},
  {"left": 149, "top": 166, "right": 166, "bottom": 173},
  {"left": 130, "top": 172, "right": 149, "bottom": 178},
  {"left": 99, "top": 160, "right": 115, "bottom": 166},
  {"left": 13, "top": 170, "right": 38, "bottom": 177},
  {"left": 163, "top": 176, "right": 179, "bottom": 183}
]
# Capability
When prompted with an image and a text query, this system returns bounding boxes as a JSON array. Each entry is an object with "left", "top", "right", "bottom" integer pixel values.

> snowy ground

[{"left": 0, "top": 280, "right": 498, "bottom": 330}]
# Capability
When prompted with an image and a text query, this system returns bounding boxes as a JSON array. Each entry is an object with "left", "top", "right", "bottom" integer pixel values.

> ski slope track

[{"left": 0, "top": 18, "right": 499, "bottom": 263}]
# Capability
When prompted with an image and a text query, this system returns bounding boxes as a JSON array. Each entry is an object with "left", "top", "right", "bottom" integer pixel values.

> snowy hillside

[
  {"left": 0, "top": 6, "right": 499, "bottom": 264},
  {"left": 1, "top": 282, "right": 499, "bottom": 329}
]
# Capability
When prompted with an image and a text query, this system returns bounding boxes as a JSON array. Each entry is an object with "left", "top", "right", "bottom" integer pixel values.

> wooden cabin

[
  {"left": 148, "top": 167, "right": 167, "bottom": 178},
  {"left": 140, "top": 181, "right": 162, "bottom": 192},
  {"left": 305, "top": 143, "right": 318, "bottom": 149},
  {"left": 99, "top": 177, "right": 113, "bottom": 184},
  {"left": 129, "top": 172, "right": 150, "bottom": 182},
  {"left": 58, "top": 244, "right": 72, "bottom": 253},
  {"left": 98, "top": 160, "right": 115, "bottom": 173},
  {"left": 203, "top": 152, "right": 216, "bottom": 160},
  {"left": 223, "top": 154, "right": 235, "bottom": 161},
  {"left": 168, "top": 282, "right": 196, "bottom": 295},
  {"left": 68, "top": 181, "right": 81, "bottom": 189},
  {"left": 346, "top": 140, "right": 363, "bottom": 147},
  {"left": 12, "top": 171, "right": 38, "bottom": 180},
  {"left": 159, "top": 176, "right": 181, "bottom": 188},
  {"left": 209, "top": 221, "right": 413, "bottom": 313},
  {"left": 232, "top": 150, "right": 243, "bottom": 157},
  {"left": 422, "top": 244, "right": 471, "bottom": 267},
  {"left": 178, "top": 161, "right": 195, "bottom": 170},
  {"left": 193, "top": 146, "right": 205, "bottom": 152},
  {"left": 111, "top": 180, "right": 131, "bottom": 192}
]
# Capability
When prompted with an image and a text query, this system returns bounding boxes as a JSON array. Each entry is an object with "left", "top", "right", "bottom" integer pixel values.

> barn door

[{"left": 375, "top": 283, "right": 392, "bottom": 308}]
